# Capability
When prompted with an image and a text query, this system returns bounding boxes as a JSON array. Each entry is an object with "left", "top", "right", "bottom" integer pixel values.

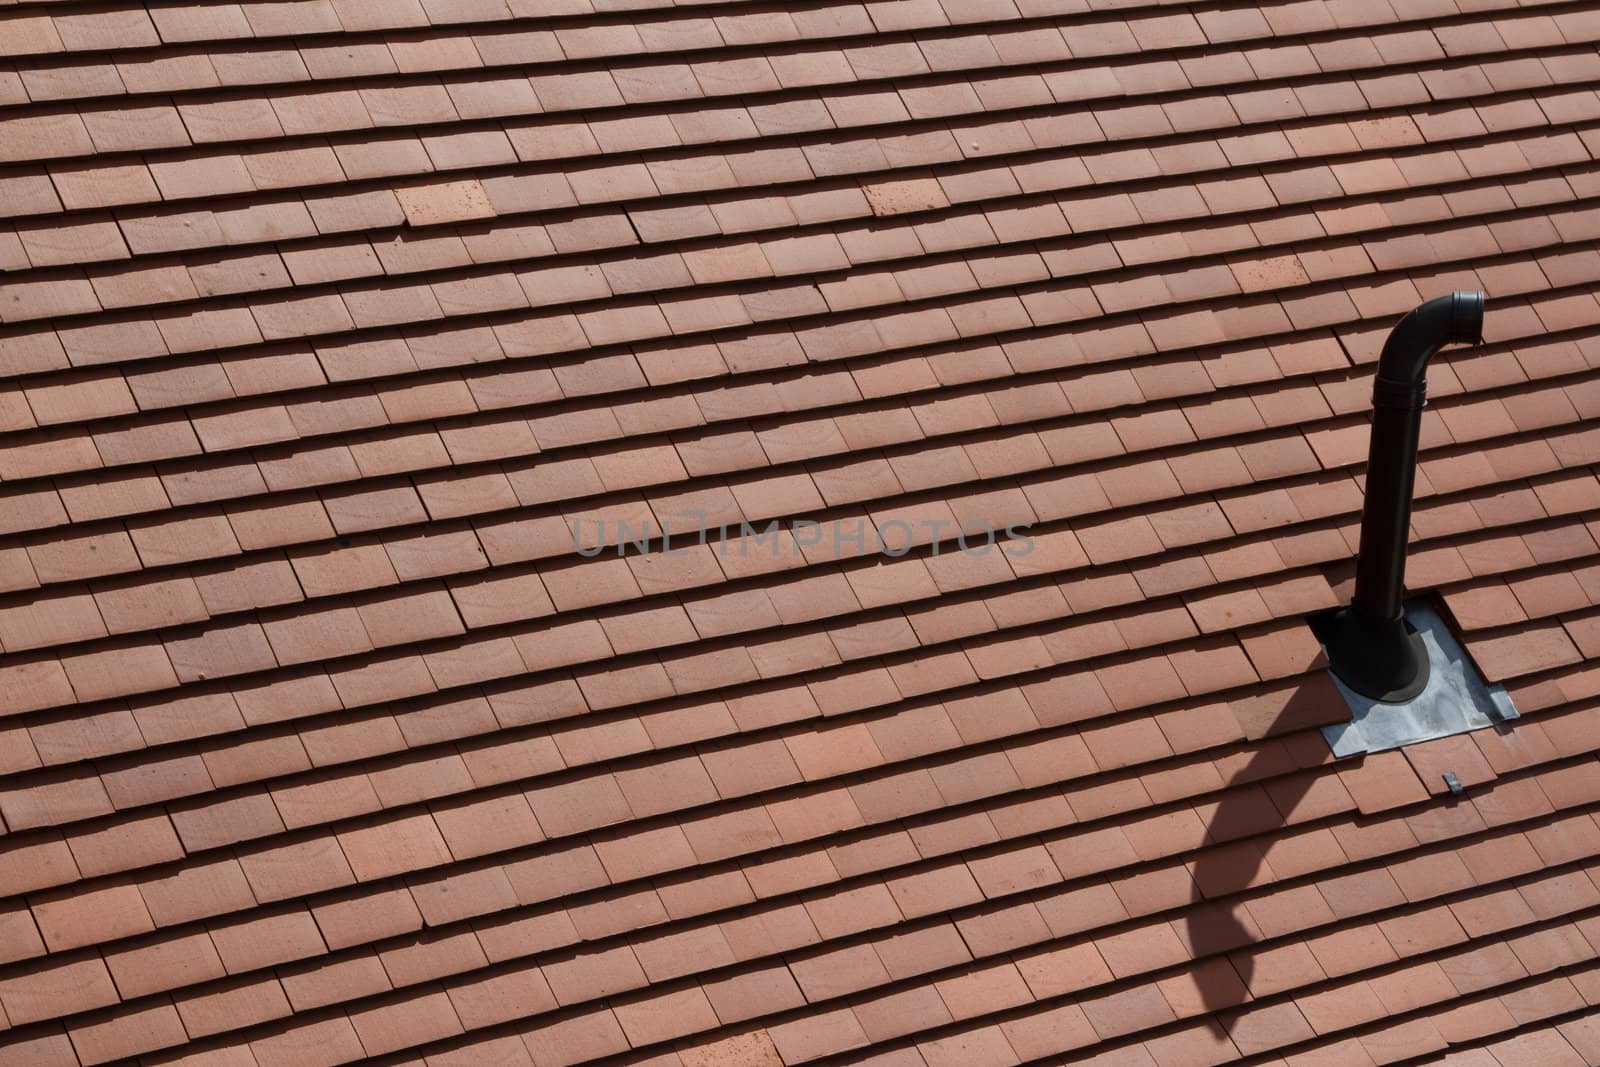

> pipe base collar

[{"left": 1315, "top": 606, "right": 1430, "bottom": 703}]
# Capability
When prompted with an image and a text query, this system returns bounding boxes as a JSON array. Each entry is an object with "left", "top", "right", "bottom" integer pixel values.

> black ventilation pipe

[{"left": 1320, "top": 291, "right": 1486, "bottom": 702}]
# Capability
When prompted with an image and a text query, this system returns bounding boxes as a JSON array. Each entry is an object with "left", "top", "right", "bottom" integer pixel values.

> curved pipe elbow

[
  {"left": 1374, "top": 290, "right": 1485, "bottom": 390},
  {"left": 1328, "top": 291, "right": 1488, "bottom": 697}
]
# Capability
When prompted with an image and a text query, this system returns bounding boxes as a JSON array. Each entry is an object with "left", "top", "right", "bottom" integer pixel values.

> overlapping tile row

[
  {"left": 0, "top": 283, "right": 1591, "bottom": 753},
  {"left": 1, "top": 0, "right": 1591, "bottom": 173},
  {"left": 3, "top": 2, "right": 1600, "bottom": 1066},
  {"left": 8, "top": 664, "right": 1600, "bottom": 1067}
]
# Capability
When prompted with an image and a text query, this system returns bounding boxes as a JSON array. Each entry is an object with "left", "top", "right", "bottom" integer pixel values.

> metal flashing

[{"left": 1320, "top": 600, "right": 1518, "bottom": 758}]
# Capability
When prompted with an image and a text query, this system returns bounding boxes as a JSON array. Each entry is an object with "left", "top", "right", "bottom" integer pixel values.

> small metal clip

[{"left": 1442, "top": 771, "right": 1463, "bottom": 796}]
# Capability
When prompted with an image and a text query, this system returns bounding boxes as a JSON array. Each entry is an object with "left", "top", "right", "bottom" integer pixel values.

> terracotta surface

[{"left": 3, "top": 0, "right": 1600, "bottom": 1064}]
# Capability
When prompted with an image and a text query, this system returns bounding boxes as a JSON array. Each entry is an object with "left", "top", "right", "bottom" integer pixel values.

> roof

[{"left": 1, "top": 0, "right": 1599, "bottom": 1064}]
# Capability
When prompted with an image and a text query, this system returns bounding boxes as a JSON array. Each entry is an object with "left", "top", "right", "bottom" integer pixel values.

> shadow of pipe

[{"left": 1181, "top": 677, "right": 1348, "bottom": 1016}]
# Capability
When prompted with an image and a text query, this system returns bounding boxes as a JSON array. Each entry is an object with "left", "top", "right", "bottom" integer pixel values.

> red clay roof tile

[{"left": 1, "top": 4, "right": 1599, "bottom": 1064}]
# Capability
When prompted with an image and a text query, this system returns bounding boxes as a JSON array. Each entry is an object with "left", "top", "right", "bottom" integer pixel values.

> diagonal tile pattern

[{"left": 3, "top": 1, "right": 1600, "bottom": 1065}]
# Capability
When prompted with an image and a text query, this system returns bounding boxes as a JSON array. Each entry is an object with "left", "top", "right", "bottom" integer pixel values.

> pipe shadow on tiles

[{"left": 1181, "top": 672, "right": 1355, "bottom": 1018}]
